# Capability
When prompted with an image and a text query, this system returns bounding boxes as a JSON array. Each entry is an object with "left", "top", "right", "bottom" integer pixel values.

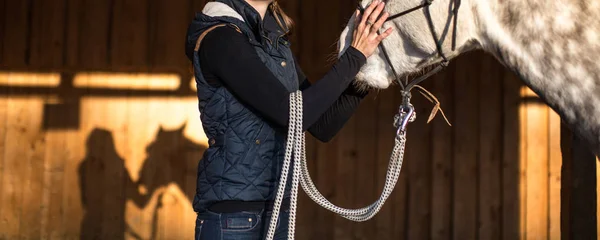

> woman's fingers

[
  {"left": 368, "top": 1, "right": 386, "bottom": 26},
  {"left": 376, "top": 27, "right": 394, "bottom": 42},
  {"left": 350, "top": 0, "right": 394, "bottom": 58},
  {"left": 371, "top": 12, "right": 389, "bottom": 36},
  {"left": 353, "top": 10, "right": 360, "bottom": 40},
  {"left": 357, "top": 1, "right": 378, "bottom": 35}
]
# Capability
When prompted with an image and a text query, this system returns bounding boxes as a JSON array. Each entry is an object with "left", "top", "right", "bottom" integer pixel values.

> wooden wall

[{"left": 0, "top": 0, "right": 581, "bottom": 239}]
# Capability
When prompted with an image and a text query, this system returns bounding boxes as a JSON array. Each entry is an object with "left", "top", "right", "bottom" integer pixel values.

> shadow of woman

[{"left": 78, "top": 129, "right": 150, "bottom": 240}]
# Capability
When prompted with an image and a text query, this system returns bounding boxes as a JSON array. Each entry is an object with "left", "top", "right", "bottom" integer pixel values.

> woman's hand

[{"left": 351, "top": 0, "right": 394, "bottom": 58}]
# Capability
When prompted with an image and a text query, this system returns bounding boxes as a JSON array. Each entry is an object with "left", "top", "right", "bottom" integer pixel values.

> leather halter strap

[{"left": 357, "top": 0, "right": 461, "bottom": 90}]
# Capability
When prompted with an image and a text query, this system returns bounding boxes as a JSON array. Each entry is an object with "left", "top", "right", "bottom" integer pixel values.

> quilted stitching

[{"left": 190, "top": 14, "right": 299, "bottom": 214}]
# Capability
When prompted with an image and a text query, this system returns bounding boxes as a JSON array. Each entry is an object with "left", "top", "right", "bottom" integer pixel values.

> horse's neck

[{"left": 472, "top": 0, "right": 600, "bottom": 154}]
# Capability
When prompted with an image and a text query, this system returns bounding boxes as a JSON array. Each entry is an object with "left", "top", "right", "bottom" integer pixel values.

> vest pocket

[{"left": 240, "top": 123, "right": 275, "bottom": 172}]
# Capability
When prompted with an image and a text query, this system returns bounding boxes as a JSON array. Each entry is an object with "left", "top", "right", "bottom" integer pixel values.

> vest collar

[{"left": 205, "top": 0, "right": 287, "bottom": 40}]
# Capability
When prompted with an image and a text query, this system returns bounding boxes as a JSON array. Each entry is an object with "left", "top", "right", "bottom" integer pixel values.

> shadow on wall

[{"left": 78, "top": 125, "right": 206, "bottom": 239}]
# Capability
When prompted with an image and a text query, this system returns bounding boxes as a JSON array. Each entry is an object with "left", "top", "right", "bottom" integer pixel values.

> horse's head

[
  {"left": 138, "top": 123, "right": 206, "bottom": 201},
  {"left": 338, "top": 0, "right": 480, "bottom": 89}
]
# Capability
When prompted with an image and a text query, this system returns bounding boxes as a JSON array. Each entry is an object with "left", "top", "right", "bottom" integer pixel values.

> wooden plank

[
  {"left": 518, "top": 82, "right": 528, "bottom": 240},
  {"left": 64, "top": 0, "right": 81, "bottom": 67},
  {"left": 278, "top": 0, "right": 301, "bottom": 54},
  {"left": 560, "top": 122, "right": 573, "bottom": 240},
  {"left": 522, "top": 87, "right": 549, "bottom": 239},
  {"left": 61, "top": 118, "right": 84, "bottom": 238},
  {"left": 430, "top": 62, "right": 454, "bottom": 240},
  {"left": 28, "top": 0, "right": 66, "bottom": 68},
  {"left": 502, "top": 64, "right": 522, "bottom": 240},
  {"left": 548, "top": 108, "right": 561, "bottom": 240},
  {"left": 0, "top": 76, "right": 7, "bottom": 231},
  {"left": 392, "top": 84, "right": 409, "bottom": 240},
  {"left": 374, "top": 84, "right": 398, "bottom": 240},
  {"left": 298, "top": 0, "right": 318, "bottom": 80},
  {"left": 26, "top": 1, "right": 68, "bottom": 238},
  {"left": 16, "top": 75, "right": 47, "bottom": 240},
  {"left": 77, "top": 79, "right": 104, "bottom": 240},
  {"left": 452, "top": 52, "right": 480, "bottom": 240},
  {"left": 60, "top": 1, "right": 84, "bottom": 237},
  {"left": 2, "top": 0, "right": 31, "bottom": 66},
  {"left": 560, "top": 123, "right": 597, "bottom": 240},
  {"left": 75, "top": 0, "right": 110, "bottom": 236},
  {"left": 353, "top": 92, "right": 379, "bottom": 239},
  {"left": 110, "top": 0, "right": 148, "bottom": 67},
  {"left": 478, "top": 55, "right": 503, "bottom": 240},
  {"left": 313, "top": 132, "right": 338, "bottom": 239},
  {"left": 149, "top": 0, "right": 190, "bottom": 70},
  {"left": 0, "top": 0, "right": 6, "bottom": 64},
  {"left": 406, "top": 80, "right": 433, "bottom": 240},
  {"left": 297, "top": 135, "right": 319, "bottom": 240},
  {"left": 1, "top": 75, "right": 45, "bottom": 239},
  {"left": 100, "top": 98, "right": 129, "bottom": 240},
  {"left": 41, "top": 131, "right": 68, "bottom": 239},
  {"left": 77, "top": 0, "right": 112, "bottom": 68},
  {"left": 333, "top": 110, "right": 357, "bottom": 240}
]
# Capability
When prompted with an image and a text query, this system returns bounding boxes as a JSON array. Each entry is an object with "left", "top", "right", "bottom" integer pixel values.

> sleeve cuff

[{"left": 346, "top": 46, "right": 367, "bottom": 65}]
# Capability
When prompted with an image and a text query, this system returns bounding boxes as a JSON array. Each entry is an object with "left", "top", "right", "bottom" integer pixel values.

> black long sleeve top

[{"left": 198, "top": 26, "right": 369, "bottom": 142}]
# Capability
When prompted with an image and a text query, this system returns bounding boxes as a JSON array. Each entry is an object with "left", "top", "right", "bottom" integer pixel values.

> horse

[{"left": 338, "top": 0, "right": 600, "bottom": 155}]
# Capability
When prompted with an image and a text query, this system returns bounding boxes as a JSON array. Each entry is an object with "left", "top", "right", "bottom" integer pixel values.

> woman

[{"left": 185, "top": 0, "right": 392, "bottom": 239}]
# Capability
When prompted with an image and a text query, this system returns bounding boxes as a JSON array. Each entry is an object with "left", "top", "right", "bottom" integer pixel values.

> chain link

[{"left": 266, "top": 90, "right": 414, "bottom": 240}]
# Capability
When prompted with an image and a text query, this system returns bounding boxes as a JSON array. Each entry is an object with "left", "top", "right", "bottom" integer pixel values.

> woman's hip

[{"left": 195, "top": 208, "right": 290, "bottom": 240}]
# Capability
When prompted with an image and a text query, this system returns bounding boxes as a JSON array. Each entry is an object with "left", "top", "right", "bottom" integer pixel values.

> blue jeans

[{"left": 195, "top": 208, "right": 290, "bottom": 240}]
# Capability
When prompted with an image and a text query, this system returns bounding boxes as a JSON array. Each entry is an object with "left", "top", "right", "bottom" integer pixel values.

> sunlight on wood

[
  {"left": 519, "top": 86, "right": 562, "bottom": 240},
  {"left": 73, "top": 72, "right": 180, "bottom": 90},
  {"left": 0, "top": 72, "right": 61, "bottom": 87}
]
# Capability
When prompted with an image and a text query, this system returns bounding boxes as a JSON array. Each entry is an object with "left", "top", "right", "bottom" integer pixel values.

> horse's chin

[{"left": 355, "top": 69, "right": 393, "bottom": 90}]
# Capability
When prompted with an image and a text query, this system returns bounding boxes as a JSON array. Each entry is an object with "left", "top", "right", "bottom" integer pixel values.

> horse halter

[
  {"left": 357, "top": 0, "right": 461, "bottom": 91},
  {"left": 357, "top": 0, "right": 460, "bottom": 133}
]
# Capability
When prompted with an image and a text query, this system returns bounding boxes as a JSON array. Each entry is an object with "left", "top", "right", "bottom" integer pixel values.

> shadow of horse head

[{"left": 137, "top": 123, "right": 207, "bottom": 202}]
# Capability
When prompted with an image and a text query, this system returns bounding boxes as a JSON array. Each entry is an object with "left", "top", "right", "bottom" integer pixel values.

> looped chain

[{"left": 265, "top": 90, "right": 413, "bottom": 240}]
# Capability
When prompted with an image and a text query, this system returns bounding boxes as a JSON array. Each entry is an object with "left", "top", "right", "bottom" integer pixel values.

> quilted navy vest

[{"left": 185, "top": 0, "right": 298, "bottom": 213}]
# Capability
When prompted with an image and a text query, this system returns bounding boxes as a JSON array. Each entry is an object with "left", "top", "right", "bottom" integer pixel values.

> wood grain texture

[
  {"left": 28, "top": 0, "right": 66, "bottom": 68},
  {"left": 502, "top": 67, "right": 522, "bottom": 240},
  {"left": 406, "top": 80, "right": 433, "bottom": 240},
  {"left": 2, "top": 0, "right": 31, "bottom": 66},
  {"left": 110, "top": 0, "right": 148, "bottom": 67},
  {"left": 77, "top": 0, "right": 112, "bottom": 68},
  {"left": 353, "top": 92, "right": 378, "bottom": 240},
  {"left": 333, "top": 111, "right": 357, "bottom": 240},
  {"left": 0, "top": 84, "right": 6, "bottom": 233},
  {"left": 430, "top": 64, "right": 454, "bottom": 240},
  {"left": 548, "top": 108, "right": 562, "bottom": 240},
  {"left": 392, "top": 85, "right": 409, "bottom": 240},
  {"left": 374, "top": 86, "right": 398, "bottom": 240},
  {"left": 0, "top": 0, "right": 6, "bottom": 64},
  {"left": 2, "top": 81, "right": 44, "bottom": 239},
  {"left": 478, "top": 54, "right": 503, "bottom": 240},
  {"left": 523, "top": 87, "right": 549, "bottom": 240},
  {"left": 452, "top": 52, "right": 480, "bottom": 240}
]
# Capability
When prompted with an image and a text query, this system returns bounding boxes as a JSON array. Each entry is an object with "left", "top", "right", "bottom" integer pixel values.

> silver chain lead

[{"left": 266, "top": 90, "right": 414, "bottom": 240}]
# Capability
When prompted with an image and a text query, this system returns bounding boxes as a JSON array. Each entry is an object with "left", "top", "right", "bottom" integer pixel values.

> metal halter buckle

[{"left": 396, "top": 103, "right": 415, "bottom": 136}]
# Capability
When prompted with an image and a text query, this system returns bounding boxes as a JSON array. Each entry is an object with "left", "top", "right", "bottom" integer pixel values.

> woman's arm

[
  {"left": 199, "top": 26, "right": 366, "bottom": 132},
  {"left": 295, "top": 63, "right": 369, "bottom": 142}
]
